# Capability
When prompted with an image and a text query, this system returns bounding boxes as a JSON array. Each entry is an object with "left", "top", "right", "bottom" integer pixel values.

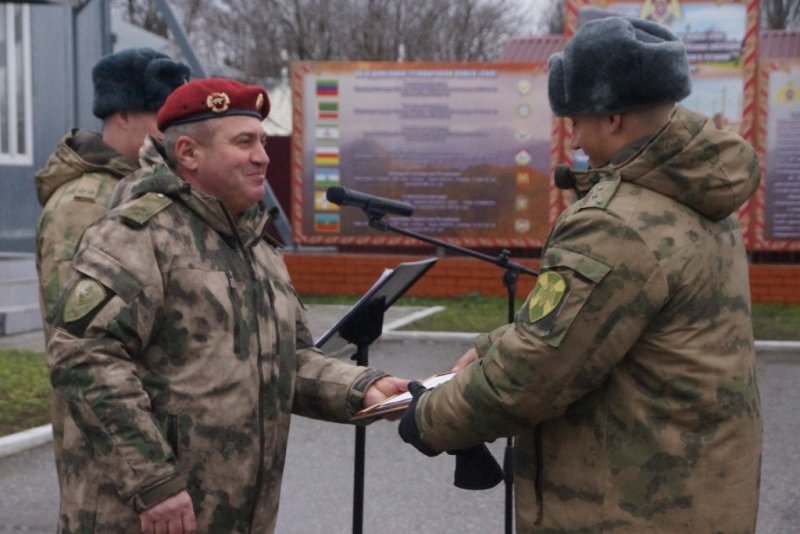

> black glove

[
  {"left": 398, "top": 381, "right": 439, "bottom": 457},
  {"left": 449, "top": 444, "right": 504, "bottom": 490}
]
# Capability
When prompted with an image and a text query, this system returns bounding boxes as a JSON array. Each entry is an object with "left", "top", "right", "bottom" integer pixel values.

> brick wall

[
  {"left": 749, "top": 264, "right": 800, "bottom": 304},
  {"left": 284, "top": 252, "right": 541, "bottom": 298},
  {"left": 284, "top": 252, "right": 800, "bottom": 304}
]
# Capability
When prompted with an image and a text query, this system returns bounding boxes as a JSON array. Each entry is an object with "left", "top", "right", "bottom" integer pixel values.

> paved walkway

[{"left": 1, "top": 331, "right": 799, "bottom": 533}]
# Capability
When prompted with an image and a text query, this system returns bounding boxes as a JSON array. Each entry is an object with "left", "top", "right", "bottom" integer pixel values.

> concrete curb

[
  {"left": 0, "top": 424, "right": 52, "bottom": 458},
  {"left": 2, "top": 335, "right": 798, "bottom": 459},
  {"left": 382, "top": 330, "right": 800, "bottom": 356}
]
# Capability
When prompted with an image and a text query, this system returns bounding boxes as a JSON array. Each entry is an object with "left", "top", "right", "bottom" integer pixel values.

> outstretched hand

[
  {"left": 364, "top": 376, "right": 409, "bottom": 421},
  {"left": 451, "top": 347, "right": 478, "bottom": 373}
]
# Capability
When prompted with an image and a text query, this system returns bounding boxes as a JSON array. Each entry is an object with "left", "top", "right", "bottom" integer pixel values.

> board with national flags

[{"left": 291, "top": 61, "right": 553, "bottom": 247}]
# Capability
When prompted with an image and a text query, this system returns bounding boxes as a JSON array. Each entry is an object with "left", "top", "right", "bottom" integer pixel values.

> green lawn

[
  {"left": 306, "top": 295, "right": 800, "bottom": 341},
  {"left": 1, "top": 299, "right": 797, "bottom": 438},
  {"left": 0, "top": 350, "right": 52, "bottom": 436}
]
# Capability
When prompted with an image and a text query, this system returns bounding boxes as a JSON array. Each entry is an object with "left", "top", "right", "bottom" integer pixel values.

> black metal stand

[
  {"left": 367, "top": 212, "right": 537, "bottom": 534},
  {"left": 315, "top": 256, "right": 437, "bottom": 534},
  {"left": 339, "top": 298, "right": 385, "bottom": 534}
]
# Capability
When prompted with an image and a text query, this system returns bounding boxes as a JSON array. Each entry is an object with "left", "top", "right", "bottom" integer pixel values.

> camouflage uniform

[
  {"left": 36, "top": 129, "right": 137, "bottom": 330},
  {"left": 416, "top": 106, "right": 763, "bottom": 532},
  {"left": 35, "top": 128, "right": 137, "bottom": 494},
  {"left": 47, "top": 138, "right": 385, "bottom": 533}
]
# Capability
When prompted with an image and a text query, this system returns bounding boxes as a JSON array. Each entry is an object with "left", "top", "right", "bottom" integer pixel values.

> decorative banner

[
  {"left": 291, "top": 62, "right": 552, "bottom": 247},
  {"left": 754, "top": 60, "right": 800, "bottom": 250},
  {"left": 563, "top": 0, "right": 759, "bottom": 246}
]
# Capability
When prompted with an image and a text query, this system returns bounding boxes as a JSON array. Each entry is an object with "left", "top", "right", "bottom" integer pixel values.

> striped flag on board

[
  {"left": 316, "top": 124, "right": 339, "bottom": 142},
  {"left": 315, "top": 146, "right": 340, "bottom": 166},
  {"left": 316, "top": 79, "right": 338, "bottom": 97},
  {"left": 314, "top": 191, "right": 339, "bottom": 211},
  {"left": 318, "top": 101, "right": 339, "bottom": 120},
  {"left": 314, "top": 213, "right": 340, "bottom": 233},
  {"left": 315, "top": 169, "right": 340, "bottom": 188}
]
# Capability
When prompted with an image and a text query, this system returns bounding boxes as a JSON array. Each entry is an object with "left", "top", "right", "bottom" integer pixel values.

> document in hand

[{"left": 351, "top": 372, "right": 456, "bottom": 421}]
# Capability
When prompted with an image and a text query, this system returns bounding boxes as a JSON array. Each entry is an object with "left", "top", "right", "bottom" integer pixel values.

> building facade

[{"left": 0, "top": 1, "right": 109, "bottom": 252}]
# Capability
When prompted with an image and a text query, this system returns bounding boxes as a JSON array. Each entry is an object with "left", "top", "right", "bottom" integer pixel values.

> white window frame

[{"left": 0, "top": 4, "right": 33, "bottom": 166}]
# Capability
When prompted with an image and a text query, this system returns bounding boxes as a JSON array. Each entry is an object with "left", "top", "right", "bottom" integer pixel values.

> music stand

[
  {"left": 362, "top": 213, "right": 538, "bottom": 534},
  {"left": 315, "top": 257, "right": 437, "bottom": 534}
]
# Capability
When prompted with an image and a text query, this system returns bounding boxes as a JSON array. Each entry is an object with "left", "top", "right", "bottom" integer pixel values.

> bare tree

[
  {"left": 114, "top": 0, "right": 532, "bottom": 81},
  {"left": 116, "top": 0, "right": 168, "bottom": 37},
  {"left": 539, "top": 0, "right": 564, "bottom": 35},
  {"left": 762, "top": 0, "right": 800, "bottom": 29}
]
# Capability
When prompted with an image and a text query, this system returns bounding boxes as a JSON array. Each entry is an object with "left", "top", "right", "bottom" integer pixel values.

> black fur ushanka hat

[
  {"left": 548, "top": 16, "right": 692, "bottom": 117},
  {"left": 92, "top": 47, "right": 190, "bottom": 119}
]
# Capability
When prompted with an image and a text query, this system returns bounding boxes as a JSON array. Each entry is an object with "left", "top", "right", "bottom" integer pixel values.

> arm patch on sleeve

[
  {"left": 54, "top": 276, "right": 115, "bottom": 337},
  {"left": 526, "top": 271, "right": 567, "bottom": 323},
  {"left": 63, "top": 279, "right": 107, "bottom": 322},
  {"left": 517, "top": 247, "right": 611, "bottom": 348}
]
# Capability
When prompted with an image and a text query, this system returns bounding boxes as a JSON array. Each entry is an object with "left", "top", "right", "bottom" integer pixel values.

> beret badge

[
  {"left": 207, "top": 92, "right": 231, "bottom": 113},
  {"left": 158, "top": 78, "right": 270, "bottom": 130}
]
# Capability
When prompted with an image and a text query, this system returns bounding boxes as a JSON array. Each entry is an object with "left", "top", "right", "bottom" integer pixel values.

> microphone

[
  {"left": 326, "top": 186, "right": 414, "bottom": 217},
  {"left": 554, "top": 164, "right": 584, "bottom": 200},
  {"left": 553, "top": 164, "right": 576, "bottom": 191}
]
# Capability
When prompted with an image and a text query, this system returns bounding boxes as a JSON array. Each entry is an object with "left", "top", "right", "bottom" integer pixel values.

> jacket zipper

[
  {"left": 221, "top": 205, "right": 265, "bottom": 533},
  {"left": 243, "top": 248, "right": 264, "bottom": 533},
  {"left": 225, "top": 270, "right": 241, "bottom": 355}
]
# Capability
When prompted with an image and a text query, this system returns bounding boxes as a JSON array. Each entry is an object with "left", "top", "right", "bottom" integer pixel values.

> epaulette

[
  {"left": 72, "top": 173, "right": 105, "bottom": 202},
  {"left": 577, "top": 173, "right": 622, "bottom": 212},
  {"left": 119, "top": 192, "right": 172, "bottom": 227}
]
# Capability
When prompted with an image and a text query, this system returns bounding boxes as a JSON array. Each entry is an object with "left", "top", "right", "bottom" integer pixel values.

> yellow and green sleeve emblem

[
  {"left": 63, "top": 279, "right": 107, "bottom": 323},
  {"left": 527, "top": 271, "right": 567, "bottom": 323}
]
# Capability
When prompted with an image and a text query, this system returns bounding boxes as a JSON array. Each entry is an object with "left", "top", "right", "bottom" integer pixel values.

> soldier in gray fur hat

[
  {"left": 34, "top": 47, "right": 189, "bottom": 509},
  {"left": 400, "top": 16, "right": 762, "bottom": 532}
]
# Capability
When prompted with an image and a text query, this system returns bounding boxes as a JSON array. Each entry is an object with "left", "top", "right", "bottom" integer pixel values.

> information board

[
  {"left": 291, "top": 62, "right": 553, "bottom": 247},
  {"left": 757, "top": 60, "right": 800, "bottom": 247}
]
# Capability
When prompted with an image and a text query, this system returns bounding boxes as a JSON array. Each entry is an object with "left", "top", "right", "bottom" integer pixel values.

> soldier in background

[
  {"left": 46, "top": 77, "right": 407, "bottom": 533},
  {"left": 400, "top": 17, "right": 762, "bottom": 532},
  {"left": 34, "top": 47, "right": 189, "bottom": 496},
  {"left": 36, "top": 47, "right": 189, "bottom": 324}
]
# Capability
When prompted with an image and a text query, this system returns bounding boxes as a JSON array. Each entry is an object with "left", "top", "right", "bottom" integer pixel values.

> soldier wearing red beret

[{"left": 46, "top": 78, "right": 409, "bottom": 533}]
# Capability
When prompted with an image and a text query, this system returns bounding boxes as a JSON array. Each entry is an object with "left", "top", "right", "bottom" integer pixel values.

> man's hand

[
  {"left": 364, "top": 376, "right": 409, "bottom": 409},
  {"left": 139, "top": 490, "right": 196, "bottom": 534},
  {"left": 451, "top": 347, "right": 478, "bottom": 372}
]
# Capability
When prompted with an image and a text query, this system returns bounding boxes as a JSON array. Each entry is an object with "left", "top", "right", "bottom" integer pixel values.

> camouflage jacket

[
  {"left": 35, "top": 129, "right": 137, "bottom": 501},
  {"left": 416, "top": 106, "right": 763, "bottom": 532},
  {"left": 35, "top": 129, "right": 137, "bottom": 332},
  {"left": 47, "top": 139, "right": 385, "bottom": 533}
]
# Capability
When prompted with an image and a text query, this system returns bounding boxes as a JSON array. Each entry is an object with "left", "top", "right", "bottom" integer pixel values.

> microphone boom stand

[{"left": 366, "top": 210, "right": 537, "bottom": 534}]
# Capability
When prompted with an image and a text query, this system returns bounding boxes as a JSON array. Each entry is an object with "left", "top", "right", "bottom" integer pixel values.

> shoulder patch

[
  {"left": 527, "top": 271, "right": 567, "bottom": 323},
  {"left": 578, "top": 174, "right": 621, "bottom": 211},
  {"left": 63, "top": 279, "right": 107, "bottom": 323},
  {"left": 72, "top": 174, "right": 104, "bottom": 203},
  {"left": 120, "top": 192, "right": 172, "bottom": 227}
]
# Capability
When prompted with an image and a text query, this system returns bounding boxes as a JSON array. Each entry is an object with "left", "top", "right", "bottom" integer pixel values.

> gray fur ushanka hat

[
  {"left": 92, "top": 47, "right": 190, "bottom": 119},
  {"left": 548, "top": 16, "right": 691, "bottom": 116}
]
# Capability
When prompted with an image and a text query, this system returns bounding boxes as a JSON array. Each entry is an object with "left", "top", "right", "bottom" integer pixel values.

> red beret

[{"left": 157, "top": 77, "right": 270, "bottom": 131}]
